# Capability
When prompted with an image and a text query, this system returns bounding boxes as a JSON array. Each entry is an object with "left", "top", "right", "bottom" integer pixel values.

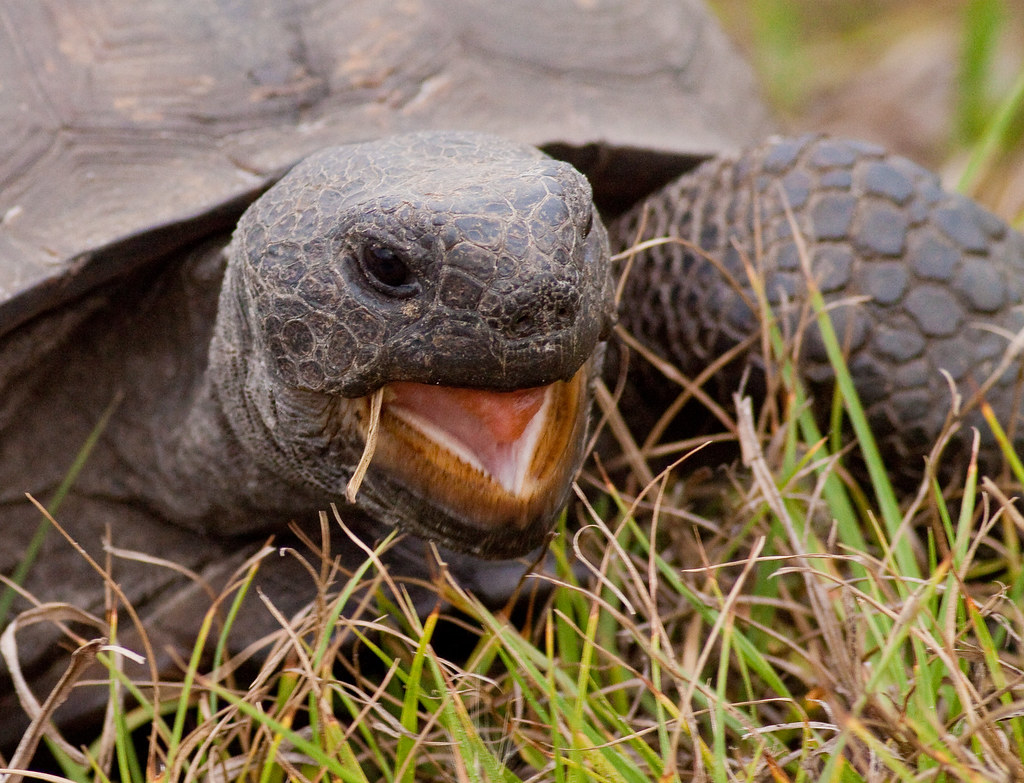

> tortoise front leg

[{"left": 612, "top": 135, "right": 1024, "bottom": 481}]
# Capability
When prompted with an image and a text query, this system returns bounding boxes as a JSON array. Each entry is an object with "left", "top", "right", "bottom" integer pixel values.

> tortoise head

[{"left": 210, "top": 131, "right": 614, "bottom": 557}]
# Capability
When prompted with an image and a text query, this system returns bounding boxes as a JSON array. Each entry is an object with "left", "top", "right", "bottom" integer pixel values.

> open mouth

[
  {"left": 365, "top": 365, "right": 591, "bottom": 539},
  {"left": 386, "top": 381, "right": 552, "bottom": 495}
]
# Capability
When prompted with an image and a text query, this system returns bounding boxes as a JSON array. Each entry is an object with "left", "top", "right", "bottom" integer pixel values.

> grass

[
  {"left": 4, "top": 3, "right": 1024, "bottom": 781},
  {"left": 5, "top": 314, "right": 1024, "bottom": 780},
  {"left": 7, "top": 228, "right": 1024, "bottom": 779}
]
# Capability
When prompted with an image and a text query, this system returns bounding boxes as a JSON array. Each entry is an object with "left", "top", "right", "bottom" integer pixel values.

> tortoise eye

[{"left": 359, "top": 244, "right": 417, "bottom": 296}]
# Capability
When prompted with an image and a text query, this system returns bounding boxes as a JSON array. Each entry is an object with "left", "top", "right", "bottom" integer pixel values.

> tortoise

[{"left": 2, "top": 0, "right": 1022, "bottom": 747}]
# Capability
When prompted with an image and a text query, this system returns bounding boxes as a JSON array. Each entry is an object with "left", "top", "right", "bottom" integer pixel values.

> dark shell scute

[
  {"left": 903, "top": 284, "right": 964, "bottom": 337},
  {"left": 809, "top": 140, "right": 859, "bottom": 169},
  {"left": 780, "top": 169, "right": 812, "bottom": 208},
  {"left": 860, "top": 162, "right": 914, "bottom": 204},
  {"left": 955, "top": 257, "right": 1004, "bottom": 313},
  {"left": 761, "top": 136, "right": 811, "bottom": 174},
  {"left": 813, "top": 245, "right": 853, "bottom": 291},
  {"left": 860, "top": 261, "right": 909, "bottom": 305},
  {"left": 819, "top": 169, "right": 853, "bottom": 190},
  {"left": 810, "top": 193, "right": 857, "bottom": 240},
  {"left": 855, "top": 202, "right": 909, "bottom": 257},
  {"left": 933, "top": 199, "right": 990, "bottom": 252},
  {"left": 908, "top": 235, "right": 959, "bottom": 281},
  {"left": 873, "top": 325, "right": 925, "bottom": 362}
]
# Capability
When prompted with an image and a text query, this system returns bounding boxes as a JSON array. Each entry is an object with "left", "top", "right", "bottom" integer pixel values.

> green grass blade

[{"left": 0, "top": 395, "right": 120, "bottom": 625}]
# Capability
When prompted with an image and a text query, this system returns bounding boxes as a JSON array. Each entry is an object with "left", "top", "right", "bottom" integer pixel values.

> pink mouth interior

[{"left": 387, "top": 382, "right": 550, "bottom": 492}]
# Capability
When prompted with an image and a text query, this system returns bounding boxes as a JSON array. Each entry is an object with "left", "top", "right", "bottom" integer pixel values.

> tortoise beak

[{"left": 363, "top": 363, "right": 593, "bottom": 555}]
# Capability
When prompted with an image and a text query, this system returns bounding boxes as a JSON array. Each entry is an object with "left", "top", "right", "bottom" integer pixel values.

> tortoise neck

[{"left": 156, "top": 261, "right": 323, "bottom": 536}]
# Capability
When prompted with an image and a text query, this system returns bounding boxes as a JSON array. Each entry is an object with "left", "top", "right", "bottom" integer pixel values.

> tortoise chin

[{"left": 358, "top": 362, "right": 593, "bottom": 558}]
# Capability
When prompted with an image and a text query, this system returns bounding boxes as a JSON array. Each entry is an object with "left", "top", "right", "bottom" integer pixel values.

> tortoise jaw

[{"left": 365, "top": 365, "right": 592, "bottom": 551}]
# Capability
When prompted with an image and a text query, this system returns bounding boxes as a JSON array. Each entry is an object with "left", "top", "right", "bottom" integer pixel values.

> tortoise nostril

[{"left": 504, "top": 297, "right": 577, "bottom": 338}]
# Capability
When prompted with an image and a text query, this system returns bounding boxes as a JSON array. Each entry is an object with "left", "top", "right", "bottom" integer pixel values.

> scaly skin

[
  {"left": 612, "top": 135, "right": 1024, "bottom": 479},
  {"left": 154, "top": 131, "right": 615, "bottom": 555}
]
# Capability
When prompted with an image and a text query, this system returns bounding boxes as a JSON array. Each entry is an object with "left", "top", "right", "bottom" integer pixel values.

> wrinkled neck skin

[{"left": 155, "top": 261, "right": 354, "bottom": 537}]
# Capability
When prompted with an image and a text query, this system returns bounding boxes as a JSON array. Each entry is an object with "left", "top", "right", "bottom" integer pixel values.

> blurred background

[{"left": 709, "top": 0, "right": 1024, "bottom": 226}]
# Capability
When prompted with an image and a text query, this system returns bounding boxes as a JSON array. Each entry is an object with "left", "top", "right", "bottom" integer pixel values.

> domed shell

[{"left": 0, "top": 0, "right": 770, "bottom": 338}]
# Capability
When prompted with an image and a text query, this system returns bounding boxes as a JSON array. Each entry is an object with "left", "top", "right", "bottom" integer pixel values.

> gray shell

[{"left": 0, "top": 0, "right": 770, "bottom": 338}]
